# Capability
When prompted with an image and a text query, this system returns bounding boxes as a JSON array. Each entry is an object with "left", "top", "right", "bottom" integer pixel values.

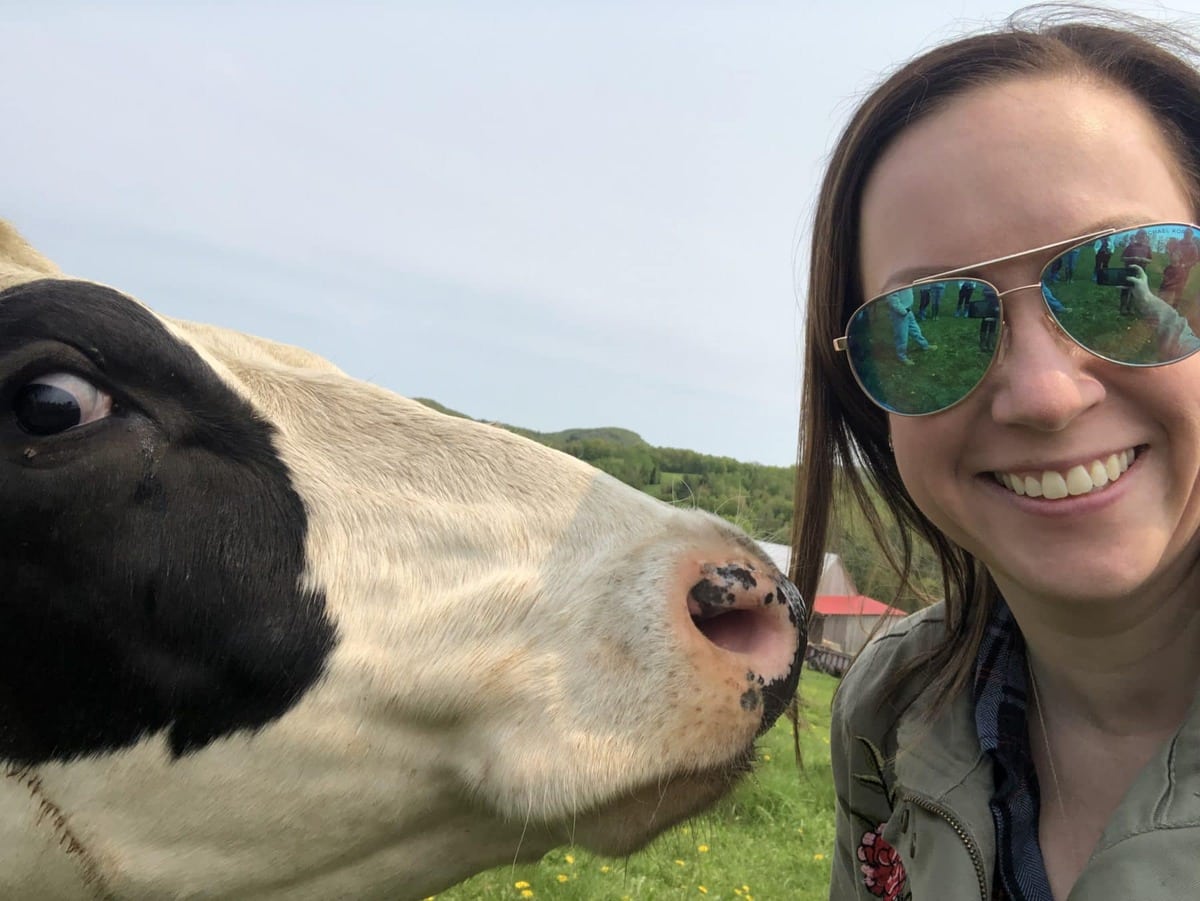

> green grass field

[{"left": 435, "top": 670, "right": 838, "bottom": 901}]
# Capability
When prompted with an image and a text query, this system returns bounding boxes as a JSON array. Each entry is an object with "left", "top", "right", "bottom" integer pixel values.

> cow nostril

[
  {"left": 686, "top": 575, "right": 787, "bottom": 659},
  {"left": 688, "top": 602, "right": 774, "bottom": 655},
  {"left": 684, "top": 562, "right": 806, "bottom": 734},
  {"left": 685, "top": 563, "right": 803, "bottom": 681}
]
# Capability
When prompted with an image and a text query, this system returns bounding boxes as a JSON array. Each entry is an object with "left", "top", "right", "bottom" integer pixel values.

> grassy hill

[
  {"left": 413, "top": 399, "right": 940, "bottom": 610},
  {"left": 536, "top": 426, "right": 648, "bottom": 447},
  {"left": 415, "top": 399, "right": 646, "bottom": 447},
  {"left": 413, "top": 399, "right": 794, "bottom": 544}
]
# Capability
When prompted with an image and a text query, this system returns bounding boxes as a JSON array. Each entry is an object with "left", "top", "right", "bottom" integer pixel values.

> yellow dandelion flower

[
  {"left": 698, "top": 887, "right": 709, "bottom": 895},
  {"left": 514, "top": 882, "right": 530, "bottom": 890},
  {"left": 674, "top": 859, "right": 687, "bottom": 867},
  {"left": 742, "top": 885, "right": 751, "bottom": 893},
  {"left": 763, "top": 753, "right": 772, "bottom": 761},
  {"left": 556, "top": 874, "right": 569, "bottom": 883},
  {"left": 814, "top": 853, "right": 826, "bottom": 861},
  {"left": 697, "top": 844, "right": 709, "bottom": 853},
  {"left": 735, "top": 890, "right": 744, "bottom": 897},
  {"left": 564, "top": 854, "right": 575, "bottom": 865},
  {"left": 600, "top": 865, "right": 612, "bottom": 874},
  {"left": 520, "top": 892, "right": 534, "bottom": 900}
]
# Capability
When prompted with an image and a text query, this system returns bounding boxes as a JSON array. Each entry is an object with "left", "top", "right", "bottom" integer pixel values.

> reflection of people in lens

[
  {"left": 1041, "top": 282, "right": 1070, "bottom": 315},
  {"left": 1119, "top": 228, "right": 1153, "bottom": 315},
  {"left": 978, "top": 284, "right": 1000, "bottom": 351},
  {"left": 917, "top": 284, "right": 946, "bottom": 319},
  {"left": 887, "top": 287, "right": 936, "bottom": 364},
  {"left": 1160, "top": 227, "right": 1200, "bottom": 307},
  {"left": 1062, "top": 246, "right": 1081, "bottom": 281},
  {"left": 955, "top": 279, "right": 975, "bottom": 317},
  {"left": 1093, "top": 236, "right": 1112, "bottom": 281},
  {"left": 929, "top": 281, "right": 945, "bottom": 317},
  {"left": 1128, "top": 262, "right": 1200, "bottom": 356}
]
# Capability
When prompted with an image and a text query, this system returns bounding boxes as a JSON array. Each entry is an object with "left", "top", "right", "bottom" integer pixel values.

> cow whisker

[
  {"left": 568, "top": 792, "right": 579, "bottom": 847},
  {"left": 645, "top": 773, "right": 672, "bottom": 829},
  {"left": 510, "top": 795, "right": 535, "bottom": 874}
]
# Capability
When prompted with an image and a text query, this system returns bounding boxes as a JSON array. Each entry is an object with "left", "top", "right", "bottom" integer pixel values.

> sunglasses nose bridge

[
  {"left": 995, "top": 281, "right": 1058, "bottom": 335},
  {"left": 992, "top": 281, "right": 1079, "bottom": 363},
  {"left": 995, "top": 281, "right": 1045, "bottom": 300}
]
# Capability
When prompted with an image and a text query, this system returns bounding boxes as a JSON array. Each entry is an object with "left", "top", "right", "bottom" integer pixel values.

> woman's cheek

[{"left": 889, "top": 419, "right": 983, "bottom": 556}]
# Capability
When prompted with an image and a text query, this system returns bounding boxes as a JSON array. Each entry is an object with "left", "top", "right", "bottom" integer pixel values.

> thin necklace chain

[{"left": 1027, "top": 657, "right": 1080, "bottom": 868}]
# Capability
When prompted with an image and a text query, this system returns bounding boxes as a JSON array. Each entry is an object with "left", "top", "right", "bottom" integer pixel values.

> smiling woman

[{"left": 794, "top": 8, "right": 1200, "bottom": 901}]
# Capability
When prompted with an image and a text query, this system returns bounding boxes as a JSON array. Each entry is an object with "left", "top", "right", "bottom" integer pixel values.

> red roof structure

[{"left": 813, "top": 594, "right": 905, "bottom": 618}]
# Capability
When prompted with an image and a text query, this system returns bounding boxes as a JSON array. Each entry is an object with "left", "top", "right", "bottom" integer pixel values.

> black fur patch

[{"left": 0, "top": 279, "right": 336, "bottom": 764}]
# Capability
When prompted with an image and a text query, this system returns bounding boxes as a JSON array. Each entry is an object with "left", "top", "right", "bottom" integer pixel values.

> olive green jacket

[{"left": 828, "top": 604, "right": 1200, "bottom": 900}]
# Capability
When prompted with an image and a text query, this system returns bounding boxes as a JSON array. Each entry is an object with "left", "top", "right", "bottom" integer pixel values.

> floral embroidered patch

[
  {"left": 851, "top": 738, "right": 909, "bottom": 900},
  {"left": 858, "top": 823, "right": 906, "bottom": 900}
]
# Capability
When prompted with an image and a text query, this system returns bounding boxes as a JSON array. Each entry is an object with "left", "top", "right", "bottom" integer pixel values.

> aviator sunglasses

[{"left": 834, "top": 222, "right": 1200, "bottom": 415}]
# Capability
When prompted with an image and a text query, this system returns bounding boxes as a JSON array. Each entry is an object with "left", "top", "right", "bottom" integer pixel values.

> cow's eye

[{"left": 14, "top": 372, "right": 113, "bottom": 435}]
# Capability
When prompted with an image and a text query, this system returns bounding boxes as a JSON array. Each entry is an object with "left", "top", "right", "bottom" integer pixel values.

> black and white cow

[{"left": 0, "top": 221, "right": 806, "bottom": 900}]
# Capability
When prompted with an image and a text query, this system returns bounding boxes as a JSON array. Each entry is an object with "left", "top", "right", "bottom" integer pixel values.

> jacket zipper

[{"left": 898, "top": 792, "right": 988, "bottom": 900}]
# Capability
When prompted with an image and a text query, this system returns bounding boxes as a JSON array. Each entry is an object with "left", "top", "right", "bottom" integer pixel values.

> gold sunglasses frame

[{"left": 831, "top": 222, "right": 1200, "bottom": 416}]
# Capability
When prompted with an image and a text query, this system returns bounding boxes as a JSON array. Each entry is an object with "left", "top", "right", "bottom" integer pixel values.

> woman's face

[{"left": 858, "top": 75, "right": 1200, "bottom": 607}]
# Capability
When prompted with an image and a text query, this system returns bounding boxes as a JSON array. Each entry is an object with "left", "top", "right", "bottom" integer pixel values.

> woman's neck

[{"left": 1000, "top": 574, "right": 1200, "bottom": 736}]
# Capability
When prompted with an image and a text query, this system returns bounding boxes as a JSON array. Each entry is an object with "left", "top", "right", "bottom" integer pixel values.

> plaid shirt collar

[{"left": 972, "top": 597, "right": 1054, "bottom": 901}]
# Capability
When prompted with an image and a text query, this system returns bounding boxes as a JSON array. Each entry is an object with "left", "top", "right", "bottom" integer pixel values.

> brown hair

[{"left": 791, "top": 5, "right": 1200, "bottom": 714}]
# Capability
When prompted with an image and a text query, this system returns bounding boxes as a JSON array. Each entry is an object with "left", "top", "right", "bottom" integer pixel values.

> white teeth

[
  {"left": 996, "top": 449, "right": 1137, "bottom": 501},
  {"left": 1106, "top": 454, "right": 1121, "bottom": 481},
  {"left": 1065, "top": 465, "right": 1092, "bottom": 496},
  {"left": 1043, "top": 471, "right": 1069, "bottom": 500}
]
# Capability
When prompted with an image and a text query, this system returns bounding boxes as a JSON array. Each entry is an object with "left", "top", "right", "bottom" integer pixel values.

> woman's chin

[{"left": 991, "top": 554, "right": 1163, "bottom": 609}]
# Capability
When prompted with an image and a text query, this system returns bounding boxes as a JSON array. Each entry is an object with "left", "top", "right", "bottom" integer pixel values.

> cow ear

[{"left": 0, "top": 220, "right": 63, "bottom": 293}]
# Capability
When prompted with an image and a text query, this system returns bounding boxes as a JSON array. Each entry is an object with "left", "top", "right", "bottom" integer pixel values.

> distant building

[
  {"left": 757, "top": 543, "right": 858, "bottom": 597},
  {"left": 758, "top": 541, "right": 905, "bottom": 657},
  {"left": 808, "top": 594, "right": 905, "bottom": 656},
  {"left": 757, "top": 544, "right": 856, "bottom": 594}
]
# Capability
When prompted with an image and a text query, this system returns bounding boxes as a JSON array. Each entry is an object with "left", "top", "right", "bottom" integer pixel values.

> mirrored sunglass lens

[
  {"left": 1043, "top": 224, "right": 1200, "bottom": 364},
  {"left": 846, "top": 282, "right": 996, "bottom": 414}
]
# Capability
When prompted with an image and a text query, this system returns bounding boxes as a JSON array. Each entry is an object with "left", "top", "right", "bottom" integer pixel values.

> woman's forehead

[{"left": 856, "top": 76, "right": 1191, "bottom": 296}]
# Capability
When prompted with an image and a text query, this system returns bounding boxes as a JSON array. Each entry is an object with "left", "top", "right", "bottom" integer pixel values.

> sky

[{"left": 4, "top": 0, "right": 1188, "bottom": 464}]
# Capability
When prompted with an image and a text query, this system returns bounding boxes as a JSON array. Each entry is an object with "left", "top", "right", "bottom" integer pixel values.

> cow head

[{"left": 0, "top": 221, "right": 806, "bottom": 900}]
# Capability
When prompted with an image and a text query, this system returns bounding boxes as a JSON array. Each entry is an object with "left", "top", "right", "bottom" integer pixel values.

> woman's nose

[{"left": 987, "top": 292, "right": 1106, "bottom": 430}]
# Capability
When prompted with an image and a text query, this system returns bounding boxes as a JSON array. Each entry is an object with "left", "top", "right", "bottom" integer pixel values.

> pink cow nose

[{"left": 686, "top": 561, "right": 806, "bottom": 732}]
